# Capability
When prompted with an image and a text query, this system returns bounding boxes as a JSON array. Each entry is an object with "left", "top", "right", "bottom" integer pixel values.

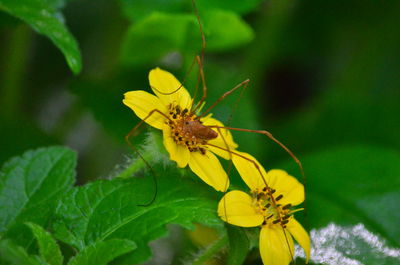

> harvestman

[
  {"left": 124, "top": 0, "right": 306, "bottom": 263},
  {"left": 125, "top": 14, "right": 305, "bottom": 195}
]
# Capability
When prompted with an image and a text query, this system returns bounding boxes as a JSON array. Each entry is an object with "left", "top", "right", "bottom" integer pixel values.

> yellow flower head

[
  {"left": 123, "top": 68, "right": 237, "bottom": 192},
  {"left": 218, "top": 151, "right": 310, "bottom": 265}
]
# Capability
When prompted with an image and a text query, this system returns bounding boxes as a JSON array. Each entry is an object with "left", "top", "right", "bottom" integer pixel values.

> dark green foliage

[
  {"left": 227, "top": 226, "right": 250, "bottom": 265},
  {"left": 1, "top": 0, "right": 400, "bottom": 264},
  {"left": 53, "top": 172, "right": 222, "bottom": 264},
  {"left": 120, "top": 0, "right": 262, "bottom": 20},
  {"left": 121, "top": 12, "right": 199, "bottom": 66},
  {"left": 26, "top": 222, "right": 63, "bottom": 265},
  {"left": 120, "top": 0, "right": 188, "bottom": 21},
  {"left": 121, "top": 10, "right": 253, "bottom": 66},
  {"left": 0, "top": 0, "right": 81, "bottom": 73},
  {"left": 196, "top": 0, "right": 263, "bottom": 15},
  {"left": 0, "top": 239, "right": 45, "bottom": 265},
  {"left": 0, "top": 147, "right": 76, "bottom": 247},
  {"left": 67, "top": 239, "right": 136, "bottom": 265},
  {"left": 281, "top": 145, "right": 400, "bottom": 247},
  {"left": 0, "top": 118, "right": 57, "bottom": 165}
]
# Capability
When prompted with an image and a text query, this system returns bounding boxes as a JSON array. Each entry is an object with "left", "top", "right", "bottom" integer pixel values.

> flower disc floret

[
  {"left": 254, "top": 186, "right": 294, "bottom": 229},
  {"left": 166, "top": 104, "right": 210, "bottom": 154}
]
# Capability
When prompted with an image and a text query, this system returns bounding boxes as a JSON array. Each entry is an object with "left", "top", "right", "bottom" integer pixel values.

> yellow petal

[
  {"left": 218, "top": 190, "right": 264, "bottom": 227},
  {"left": 231, "top": 151, "right": 268, "bottom": 192},
  {"left": 162, "top": 124, "right": 190, "bottom": 167},
  {"left": 266, "top": 169, "right": 304, "bottom": 206},
  {"left": 149, "top": 68, "right": 192, "bottom": 109},
  {"left": 188, "top": 150, "right": 229, "bottom": 192},
  {"left": 259, "top": 226, "right": 294, "bottom": 265},
  {"left": 287, "top": 218, "right": 311, "bottom": 263},
  {"left": 123, "top": 90, "right": 167, "bottom": 130},
  {"left": 202, "top": 115, "right": 238, "bottom": 160}
]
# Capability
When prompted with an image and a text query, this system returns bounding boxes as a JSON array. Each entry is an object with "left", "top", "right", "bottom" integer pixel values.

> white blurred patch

[
  {"left": 295, "top": 223, "right": 400, "bottom": 265},
  {"left": 159, "top": 51, "right": 183, "bottom": 69}
]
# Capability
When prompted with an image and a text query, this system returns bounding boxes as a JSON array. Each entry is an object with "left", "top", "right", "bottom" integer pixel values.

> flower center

[
  {"left": 253, "top": 187, "right": 292, "bottom": 228},
  {"left": 166, "top": 104, "right": 207, "bottom": 155}
]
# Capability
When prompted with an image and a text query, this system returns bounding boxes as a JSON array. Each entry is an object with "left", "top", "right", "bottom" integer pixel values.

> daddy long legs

[{"left": 122, "top": 0, "right": 308, "bottom": 263}]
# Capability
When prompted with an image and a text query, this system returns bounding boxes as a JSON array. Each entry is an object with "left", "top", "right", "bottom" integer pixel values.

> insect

[{"left": 123, "top": 0, "right": 308, "bottom": 263}]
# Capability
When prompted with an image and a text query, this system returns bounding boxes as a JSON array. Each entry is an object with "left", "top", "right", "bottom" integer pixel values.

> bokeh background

[{"left": 1, "top": 0, "right": 399, "bottom": 264}]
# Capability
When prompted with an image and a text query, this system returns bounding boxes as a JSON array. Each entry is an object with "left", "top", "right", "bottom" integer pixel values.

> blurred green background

[{"left": 1, "top": 0, "right": 399, "bottom": 264}]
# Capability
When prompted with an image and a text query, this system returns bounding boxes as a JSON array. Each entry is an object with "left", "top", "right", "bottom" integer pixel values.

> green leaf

[
  {"left": 0, "top": 147, "right": 76, "bottom": 247},
  {"left": 119, "top": 0, "right": 262, "bottom": 21},
  {"left": 120, "top": 0, "right": 187, "bottom": 21},
  {"left": 197, "top": 0, "right": 263, "bottom": 15},
  {"left": 0, "top": 239, "right": 46, "bottom": 265},
  {"left": 121, "top": 12, "right": 198, "bottom": 66},
  {"left": 121, "top": 10, "right": 253, "bottom": 66},
  {"left": 67, "top": 239, "right": 136, "bottom": 265},
  {"left": 0, "top": 0, "right": 81, "bottom": 73},
  {"left": 26, "top": 222, "right": 63, "bottom": 265},
  {"left": 226, "top": 226, "right": 249, "bottom": 265},
  {"left": 53, "top": 172, "right": 222, "bottom": 264},
  {"left": 202, "top": 9, "right": 254, "bottom": 51},
  {"left": 42, "top": 0, "right": 68, "bottom": 10},
  {"left": 282, "top": 145, "right": 400, "bottom": 247}
]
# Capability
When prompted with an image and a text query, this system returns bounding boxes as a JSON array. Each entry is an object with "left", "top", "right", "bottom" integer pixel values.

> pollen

[{"left": 253, "top": 187, "right": 293, "bottom": 228}]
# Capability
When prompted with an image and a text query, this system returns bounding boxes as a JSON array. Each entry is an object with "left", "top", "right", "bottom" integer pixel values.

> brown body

[{"left": 179, "top": 119, "right": 218, "bottom": 140}]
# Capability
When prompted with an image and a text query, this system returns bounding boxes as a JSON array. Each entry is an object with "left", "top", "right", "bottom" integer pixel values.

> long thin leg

[
  {"left": 126, "top": 109, "right": 172, "bottom": 141},
  {"left": 150, "top": 0, "right": 206, "bottom": 100},
  {"left": 191, "top": 55, "right": 208, "bottom": 114},
  {"left": 206, "top": 126, "right": 305, "bottom": 181},
  {"left": 215, "top": 127, "right": 233, "bottom": 191},
  {"left": 197, "top": 79, "right": 250, "bottom": 119},
  {"left": 207, "top": 142, "right": 295, "bottom": 264},
  {"left": 208, "top": 139, "right": 271, "bottom": 233},
  {"left": 214, "top": 81, "right": 250, "bottom": 225},
  {"left": 283, "top": 228, "right": 295, "bottom": 264},
  {"left": 216, "top": 127, "right": 236, "bottom": 233},
  {"left": 208, "top": 124, "right": 308, "bottom": 246},
  {"left": 226, "top": 78, "right": 250, "bottom": 128},
  {"left": 207, "top": 125, "right": 307, "bottom": 219},
  {"left": 206, "top": 143, "right": 271, "bottom": 189},
  {"left": 207, "top": 142, "right": 293, "bottom": 227},
  {"left": 150, "top": 54, "right": 198, "bottom": 96},
  {"left": 125, "top": 109, "right": 173, "bottom": 206},
  {"left": 191, "top": 0, "right": 206, "bottom": 67},
  {"left": 190, "top": 55, "right": 204, "bottom": 113},
  {"left": 188, "top": 0, "right": 208, "bottom": 113}
]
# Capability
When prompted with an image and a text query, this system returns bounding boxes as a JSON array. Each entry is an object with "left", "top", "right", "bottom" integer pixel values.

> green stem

[
  {"left": 0, "top": 24, "right": 31, "bottom": 119},
  {"left": 116, "top": 149, "right": 154, "bottom": 179},
  {"left": 191, "top": 234, "right": 228, "bottom": 265}
]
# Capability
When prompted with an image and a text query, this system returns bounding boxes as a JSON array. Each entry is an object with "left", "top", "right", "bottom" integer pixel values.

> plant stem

[{"left": 0, "top": 24, "right": 31, "bottom": 120}]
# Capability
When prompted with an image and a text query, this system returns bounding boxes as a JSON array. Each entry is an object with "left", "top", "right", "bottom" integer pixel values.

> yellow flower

[
  {"left": 123, "top": 68, "right": 237, "bottom": 192},
  {"left": 218, "top": 151, "right": 310, "bottom": 265}
]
